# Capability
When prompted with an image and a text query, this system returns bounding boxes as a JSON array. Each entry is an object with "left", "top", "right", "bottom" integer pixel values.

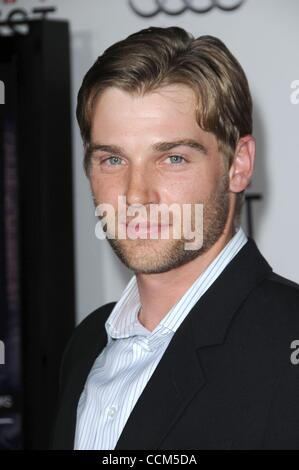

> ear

[{"left": 229, "top": 135, "right": 255, "bottom": 193}]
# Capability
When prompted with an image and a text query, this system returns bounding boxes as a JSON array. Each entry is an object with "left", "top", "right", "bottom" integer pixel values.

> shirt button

[{"left": 107, "top": 406, "right": 117, "bottom": 418}]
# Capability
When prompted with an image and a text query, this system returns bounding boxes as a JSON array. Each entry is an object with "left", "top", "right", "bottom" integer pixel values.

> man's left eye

[{"left": 167, "top": 155, "right": 186, "bottom": 164}]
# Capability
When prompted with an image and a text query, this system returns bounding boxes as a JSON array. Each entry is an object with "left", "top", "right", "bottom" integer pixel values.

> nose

[{"left": 125, "top": 165, "right": 157, "bottom": 207}]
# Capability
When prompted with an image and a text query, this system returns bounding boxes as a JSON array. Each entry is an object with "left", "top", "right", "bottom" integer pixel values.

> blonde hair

[{"left": 77, "top": 26, "right": 252, "bottom": 223}]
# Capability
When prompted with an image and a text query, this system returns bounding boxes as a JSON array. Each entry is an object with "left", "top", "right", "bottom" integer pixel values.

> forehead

[
  {"left": 91, "top": 85, "right": 199, "bottom": 133},
  {"left": 89, "top": 84, "right": 220, "bottom": 156}
]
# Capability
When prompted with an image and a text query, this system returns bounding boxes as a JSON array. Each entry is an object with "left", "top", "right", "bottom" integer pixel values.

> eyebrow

[{"left": 88, "top": 139, "right": 208, "bottom": 156}]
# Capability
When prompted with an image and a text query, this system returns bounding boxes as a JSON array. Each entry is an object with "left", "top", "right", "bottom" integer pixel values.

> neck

[{"left": 136, "top": 221, "right": 236, "bottom": 332}]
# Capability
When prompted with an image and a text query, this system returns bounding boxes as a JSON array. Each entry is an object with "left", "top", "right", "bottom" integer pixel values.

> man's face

[{"left": 89, "top": 84, "right": 231, "bottom": 274}]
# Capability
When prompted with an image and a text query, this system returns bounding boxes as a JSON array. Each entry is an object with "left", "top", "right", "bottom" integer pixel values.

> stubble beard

[{"left": 96, "top": 173, "right": 230, "bottom": 274}]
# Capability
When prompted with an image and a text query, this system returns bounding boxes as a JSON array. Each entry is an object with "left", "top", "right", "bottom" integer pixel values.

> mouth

[{"left": 121, "top": 221, "right": 171, "bottom": 236}]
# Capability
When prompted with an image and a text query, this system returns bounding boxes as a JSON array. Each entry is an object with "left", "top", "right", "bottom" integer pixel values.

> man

[{"left": 52, "top": 27, "right": 299, "bottom": 450}]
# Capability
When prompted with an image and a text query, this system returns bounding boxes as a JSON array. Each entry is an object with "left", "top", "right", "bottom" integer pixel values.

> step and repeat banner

[{"left": 1, "top": 11, "right": 75, "bottom": 449}]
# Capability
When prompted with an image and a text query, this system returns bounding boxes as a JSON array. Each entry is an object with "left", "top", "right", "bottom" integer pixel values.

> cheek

[
  {"left": 160, "top": 170, "right": 215, "bottom": 204},
  {"left": 90, "top": 173, "right": 119, "bottom": 206}
]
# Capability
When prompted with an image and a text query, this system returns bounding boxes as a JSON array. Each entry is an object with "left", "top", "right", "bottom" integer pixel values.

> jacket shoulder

[
  {"left": 59, "top": 302, "right": 116, "bottom": 389},
  {"left": 259, "top": 271, "right": 299, "bottom": 308},
  {"left": 66, "top": 301, "right": 116, "bottom": 351},
  {"left": 72, "top": 301, "right": 116, "bottom": 341},
  {"left": 267, "top": 272, "right": 299, "bottom": 291},
  {"left": 241, "top": 271, "right": 299, "bottom": 339}
]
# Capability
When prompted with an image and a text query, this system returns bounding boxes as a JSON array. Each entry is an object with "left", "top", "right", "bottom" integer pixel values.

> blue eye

[
  {"left": 168, "top": 155, "right": 185, "bottom": 164},
  {"left": 105, "top": 156, "right": 122, "bottom": 165}
]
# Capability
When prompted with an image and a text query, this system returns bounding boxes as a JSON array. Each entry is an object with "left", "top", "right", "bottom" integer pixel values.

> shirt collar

[{"left": 105, "top": 226, "right": 247, "bottom": 348}]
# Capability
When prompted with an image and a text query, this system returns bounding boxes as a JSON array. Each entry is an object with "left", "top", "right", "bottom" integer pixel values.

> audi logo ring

[{"left": 129, "top": 0, "right": 245, "bottom": 18}]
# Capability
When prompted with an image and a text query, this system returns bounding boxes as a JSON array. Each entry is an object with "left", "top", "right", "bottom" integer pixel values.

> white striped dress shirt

[{"left": 74, "top": 226, "right": 248, "bottom": 450}]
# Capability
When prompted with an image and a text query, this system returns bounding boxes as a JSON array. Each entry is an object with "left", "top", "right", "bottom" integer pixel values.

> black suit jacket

[{"left": 52, "top": 237, "right": 299, "bottom": 449}]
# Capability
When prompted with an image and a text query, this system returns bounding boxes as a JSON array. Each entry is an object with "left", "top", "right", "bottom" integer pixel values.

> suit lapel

[
  {"left": 114, "top": 313, "right": 206, "bottom": 449},
  {"left": 115, "top": 237, "right": 273, "bottom": 449}
]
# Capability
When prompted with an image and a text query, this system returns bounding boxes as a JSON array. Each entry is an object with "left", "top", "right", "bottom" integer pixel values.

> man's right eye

[{"left": 102, "top": 156, "right": 123, "bottom": 166}]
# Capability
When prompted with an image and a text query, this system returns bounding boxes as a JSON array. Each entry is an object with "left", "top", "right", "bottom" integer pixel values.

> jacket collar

[{"left": 190, "top": 236, "right": 273, "bottom": 349}]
